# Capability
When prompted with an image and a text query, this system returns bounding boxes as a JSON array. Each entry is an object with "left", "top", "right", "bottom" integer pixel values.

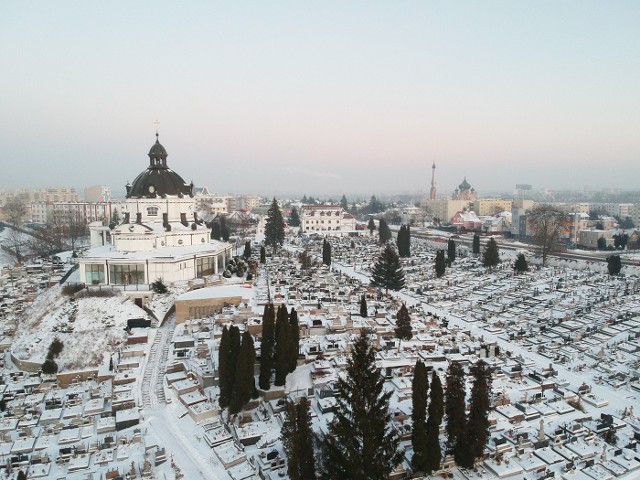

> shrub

[
  {"left": 151, "top": 278, "right": 168, "bottom": 294},
  {"left": 41, "top": 358, "right": 58, "bottom": 375},
  {"left": 62, "top": 284, "right": 85, "bottom": 296}
]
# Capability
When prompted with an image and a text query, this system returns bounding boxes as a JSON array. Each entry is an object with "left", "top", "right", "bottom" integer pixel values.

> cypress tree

[
  {"left": 405, "top": 225, "right": 411, "bottom": 257},
  {"left": 243, "top": 241, "right": 251, "bottom": 259},
  {"left": 218, "top": 326, "right": 232, "bottom": 408},
  {"left": 482, "top": 238, "right": 500, "bottom": 271},
  {"left": 447, "top": 238, "right": 456, "bottom": 264},
  {"left": 320, "top": 329, "right": 402, "bottom": 479},
  {"left": 288, "top": 308, "right": 300, "bottom": 373},
  {"left": 472, "top": 234, "right": 480, "bottom": 255},
  {"left": 229, "top": 331, "right": 257, "bottom": 414},
  {"left": 288, "top": 206, "right": 301, "bottom": 227},
  {"left": 322, "top": 238, "right": 332, "bottom": 266},
  {"left": 259, "top": 304, "right": 275, "bottom": 390},
  {"left": 467, "top": 360, "right": 492, "bottom": 461},
  {"left": 378, "top": 218, "right": 392, "bottom": 244},
  {"left": 435, "top": 250, "right": 446, "bottom": 278},
  {"left": 211, "top": 221, "right": 221, "bottom": 240},
  {"left": 395, "top": 304, "right": 412, "bottom": 351},
  {"left": 424, "top": 371, "right": 443, "bottom": 473},
  {"left": 367, "top": 217, "right": 376, "bottom": 234},
  {"left": 340, "top": 195, "right": 348, "bottom": 211},
  {"left": 220, "top": 216, "right": 230, "bottom": 241},
  {"left": 396, "top": 225, "right": 406, "bottom": 257},
  {"left": 445, "top": 361, "right": 466, "bottom": 450},
  {"left": 260, "top": 245, "right": 266, "bottom": 264},
  {"left": 371, "top": 244, "right": 406, "bottom": 294},
  {"left": 359, "top": 295, "right": 368, "bottom": 318},
  {"left": 411, "top": 361, "right": 429, "bottom": 473},
  {"left": 282, "top": 397, "right": 316, "bottom": 480},
  {"left": 607, "top": 255, "right": 622, "bottom": 275},
  {"left": 274, "top": 305, "right": 289, "bottom": 386}
]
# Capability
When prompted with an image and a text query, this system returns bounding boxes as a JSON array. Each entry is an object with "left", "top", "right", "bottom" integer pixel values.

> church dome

[
  {"left": 126, "top": 134, "right": 194, "bottom": 199},
  {"left": 458, "top": 177, "right": 471, "bottom": 191}
]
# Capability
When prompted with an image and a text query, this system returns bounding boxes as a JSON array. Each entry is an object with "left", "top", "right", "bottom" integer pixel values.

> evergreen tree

[
  {"left": 424, "top": 371, "right": 444, "bottom": 473},
  {"left": 397, "top": 225, "right": 411, "bottom": 257},
  {"left": 260, "top": 245, "right": 266, "bottom": 264},
  {"left": 109, "top": 356, "right": 113, "bottom": 372},
  {"left": 405, "top": 225, "right": 411, "bottom": 257},
  {"left": 395, "top": 304, "right": 412, "bottom": 350},
  {"left": 218, "top": 326, "right": 232, "bottom": 408},
  {"left": 230, "top": 331, "right": 257, "bottom": 414},
  {"left": 322, "top": 238, "right": 332, "bottom": 266},
  {"left": 220, "top": 216, "right": 230, "bottom": 241},
  {"left": 287, "top": 308, "right": 300, "bottom": 373},
  {"left": 151, "top": 278, "right": 168, "bottom": 294},
  {"left": 274, "top": 305, "right": 290, "bottom": 386},
  {"left": 258, "top": 304, "right": 275, "bottom": 390},
  {"left": 301, "top": 194, "right": 308, "bottom": 204},
  {"left": 17, "top": 471, "right": 27, "bottom": 480},
  {"left": 265, "top": 198, "right": 285, "bottom": 252},
  {"left": 282, "top": 397, "right": 316, "bottom": 480},
  {"left": 320, "top": 330, "right": 402, "bottom": 479},
  {"left": 514, "top": 253, "right": 528, "bottom": 274},
  {"left": 482, "top": 237, "right": 500, "bottom": 271},
  {"left": 340, "top": 195, "right": 349, "bottom": 211},
  {"left": 359, "top": 295, "right": 368, "bottom": 318},
  {"left": 378, "top": 218, "right": 392, "bottom": 244},
  {"left": 397, "top": 225, "right": 405, "bottom": 256},
  {"left": 607, "top": 255, "right": 622, "bottom": 275},
  {"left": 472, "top": 234, "right": 480, "bottom": 255},
  {"left": 211, "top": 221, "right": 221, "bottom": 240},
  {"left": 411, "top": 360, "right": 429, "bottom": 473},
  {"left": 467, "top": 361, "right": 492, "bottom": 462},
  {"left": 445, "top": 361, "right": 466, "bottom": 450},
  {"left": 367, "top": 218, "right": 376, "bottom": 234},
  {"left": 435, "top": 250, "right": 446, "bottom": 278},
  {"left": 371, "top": 244, "right": 406, "bottom": 294},
  {"left": 288, "top": 206, "right": 301, "bottom": 227},
  {"left": 243, "top": 241, "right": 252, "bottom": 259},
  {"left": 447, "top": 238, "right": 456, "bottom": 264}
]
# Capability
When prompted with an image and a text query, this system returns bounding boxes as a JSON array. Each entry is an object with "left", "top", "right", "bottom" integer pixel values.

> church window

[{"left": 147, "top": 206, "right": 159, "bottom": 216}]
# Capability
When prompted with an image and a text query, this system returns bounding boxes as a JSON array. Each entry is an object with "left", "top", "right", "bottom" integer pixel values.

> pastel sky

[{"left": 1, "top": 1, "right": 638, "bottom": 199}]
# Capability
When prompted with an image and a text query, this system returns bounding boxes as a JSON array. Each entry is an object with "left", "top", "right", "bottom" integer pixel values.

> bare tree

[
  {"left": 3, "top": 197, "right": 27, "bottom": 226},
  {"left": 527, "top": 205, "right": 569, "bottom": 266},
  {"left": 5, "top": 227, "right": 27, "bottom": 263}
]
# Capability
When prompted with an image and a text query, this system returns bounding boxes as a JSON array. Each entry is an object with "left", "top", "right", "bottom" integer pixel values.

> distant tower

[{"left": 429, "top": 162, "right": 437, "bottom": 200}]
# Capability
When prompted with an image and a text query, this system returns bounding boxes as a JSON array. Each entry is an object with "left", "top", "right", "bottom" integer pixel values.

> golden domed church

[{"left": 80, "top": 134, "right": 232, "bottom": 293}]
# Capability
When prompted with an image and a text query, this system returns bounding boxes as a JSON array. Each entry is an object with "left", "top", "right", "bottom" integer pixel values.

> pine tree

[
  {"left": 320, "top": 330, "right": 403, "bottom": 479},
  {"left": 424, "top": 371, "right": 443, "bottom": 473},
  {"left": 218, "top": 326, "right": 232, "bottom": 408},
  {"left": 371, "top": 244, "right": 406, "bottom": 294},
  {"left": 287, "top": 308, "right": 300, "bottom": 373},
  {"left": 445, "top": 361, "right": 466, "bottom": 449},
  {"left": 230, "top": 331, "right": 257, "bottom": 414},
  {"left": 411, "top": 360, "right": 429, "bottom": 473},
  {"left": 482, "top": 237, "right": 500, "bottom": 271},
  {"left": 274, "top": 305, "right": 290, "bottom": 386},
  {"left": 265, "top": 198, "right": 285, "bottom": 252},
  {"left": 220, "top": 216, "right": 230, "bottom": 241},
  {"left": 447, "top": 238, "right": 456, "bottom": 264},
  {"left": 322, "top": 238, "right": 332, "bottom": 266},
  {"left": 243, "top": 241, "right": 251, "bottom": 259},
  {"left": 288, "top": 206, "right": 301, "bottom": 227},
  {"left": 282, "top": 397, "right": 316, "bottom": 480},
  {"left": 435, "top": 250, "right": 446, "bottom": 278},
  {"left": 367, "top": 218, "right": 376, "bottom": 234},
  {"left": 514, "top": 253, "right": 528, "bottom": 274},
  {"left": 260, "top": 245, "right": 266, "bottom": 264},
  {"left": 378, "top": 218, "right": 392, "bottom": 244},
  {"left": 395, "top": 304, "right": 412, "bottom": 351},
  {"left": 467, "top": 360, "right": 492, "bottom": 462},
  {"left": 472, "top": 234, "right": 480, "bottom": 255},
  {"left": 340, "top": 195, "right": 349, "bottom": 211},
  {"left": 259, "top": 304, "right": 275, "bottom": 390},
  {"left": 359, "top": 295, "right": 368, "bottom": 318}
]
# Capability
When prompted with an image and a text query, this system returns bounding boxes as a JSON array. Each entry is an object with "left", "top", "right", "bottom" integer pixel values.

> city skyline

[{"left": 1, "top": 1, "right": 639, "bottom": 197}]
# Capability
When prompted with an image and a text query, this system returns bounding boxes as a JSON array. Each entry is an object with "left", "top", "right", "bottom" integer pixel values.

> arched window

[{"left": 147, "top": 206, "right": 159, "bottom": 216}]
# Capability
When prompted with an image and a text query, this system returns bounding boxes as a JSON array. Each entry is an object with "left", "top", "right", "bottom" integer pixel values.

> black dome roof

[{"left": 126, "top": 134, "right": 193, "bottom": 199}]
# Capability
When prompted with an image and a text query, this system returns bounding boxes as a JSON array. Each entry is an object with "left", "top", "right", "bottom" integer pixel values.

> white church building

[{"left": 79, "top": 134, "right": 232, "bottom": 288}]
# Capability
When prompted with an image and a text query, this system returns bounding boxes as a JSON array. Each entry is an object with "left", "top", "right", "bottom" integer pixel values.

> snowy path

[{"left": 142, "top": 315, "right": 174, "bottom": 409}]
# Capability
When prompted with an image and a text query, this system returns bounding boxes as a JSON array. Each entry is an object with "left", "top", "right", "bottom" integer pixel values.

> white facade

[{"left": 300, "top": 205, "right": 356, "bottom": 236}]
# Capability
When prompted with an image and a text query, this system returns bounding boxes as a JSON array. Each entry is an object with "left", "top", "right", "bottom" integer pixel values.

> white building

[
  {"left": 300, "top": 205, "right": 356, "bottom": 236},
  {"left": 80, "top": 134, "right": 232, "bottom": 290}
]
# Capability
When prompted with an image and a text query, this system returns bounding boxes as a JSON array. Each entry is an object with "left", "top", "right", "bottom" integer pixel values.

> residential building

[{"left": 300, "top": 204, "right": 356, "bottom": 236}]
